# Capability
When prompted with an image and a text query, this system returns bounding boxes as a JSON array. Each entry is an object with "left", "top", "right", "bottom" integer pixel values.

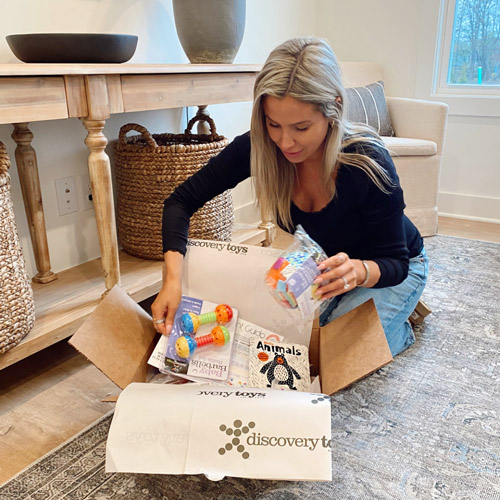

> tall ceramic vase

[{"left": 173, "top": 0, "right": 246, "bottom": 64}]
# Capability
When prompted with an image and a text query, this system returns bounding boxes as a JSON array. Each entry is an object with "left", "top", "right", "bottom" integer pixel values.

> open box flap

[
  {"left": 69, "top": 285, "right": 157, "bottom": 389},
  {"left": 319, "top": 299, "right": 393, "bottom": 395}
]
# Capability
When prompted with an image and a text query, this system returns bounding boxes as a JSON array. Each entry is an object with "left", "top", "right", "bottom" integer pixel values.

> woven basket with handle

[
  {"left": 0, "top": 141, "right": 35, "bottom": 354},
  {"left": 113, "top": 114, "right": 234, "bottom": 260}
]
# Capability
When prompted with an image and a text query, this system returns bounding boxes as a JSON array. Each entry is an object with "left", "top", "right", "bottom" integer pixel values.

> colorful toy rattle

[
  {"left": 180, "top": 304, "right": 233, "bottom": 335},
  {"left": 175, "top": 325, "right": 230, "bottom": 359}
]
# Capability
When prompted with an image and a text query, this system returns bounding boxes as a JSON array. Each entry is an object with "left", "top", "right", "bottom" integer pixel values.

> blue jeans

[{"left": 319, "top": 249, "right": 429, "bottom": 357}]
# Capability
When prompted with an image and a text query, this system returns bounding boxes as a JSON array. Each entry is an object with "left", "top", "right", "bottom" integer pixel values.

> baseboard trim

[
  {"left": 438, "top": 192, "right": 500, "bottom": 225},
  {"left": 438, "top": 212, "right": 500, "bottom": 225}
]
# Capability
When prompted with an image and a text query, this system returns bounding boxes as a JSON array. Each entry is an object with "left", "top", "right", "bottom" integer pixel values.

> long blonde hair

[{"left": 251, "top": 36, "right": 392, "bottom": 230}]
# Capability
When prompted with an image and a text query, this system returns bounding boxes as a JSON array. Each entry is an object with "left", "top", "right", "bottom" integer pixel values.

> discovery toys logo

[
  {"left": 218, "top": 419, "right": 255, "bottom": 459},
  {"left": 217, "top": 418, "right": 332, "bottom": 460},
  {"left": 187, "top": 240, "right": 248, "bottom": 255}
]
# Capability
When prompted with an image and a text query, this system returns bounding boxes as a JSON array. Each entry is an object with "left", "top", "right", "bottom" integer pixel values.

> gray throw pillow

[{"left": 344, "top": 81, "right": 394, "bottom": 137}]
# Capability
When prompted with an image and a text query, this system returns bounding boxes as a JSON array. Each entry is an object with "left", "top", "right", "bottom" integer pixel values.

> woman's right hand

[
  {"left": 151, "top": 281, "right": 181, "bottom": 335},
  {"left": 151, "top": 251, "right": 184, "bottom": 335}
]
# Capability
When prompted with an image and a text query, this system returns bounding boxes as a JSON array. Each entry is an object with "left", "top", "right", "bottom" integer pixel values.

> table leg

[
  {"left": 11, "top": 123, "right": 58, "bottom": 284},
  {"left": 258, "top": 205, "right": 276, "bottom": 247},
  {"left": 258, "top": 219, "right": 276, "bottom": 247},
  {"left": 81, "top": 118, "right": 121, "bottom": 292},
  {"left": 196, "top": 105, "right": 211, "bottom": 134}
]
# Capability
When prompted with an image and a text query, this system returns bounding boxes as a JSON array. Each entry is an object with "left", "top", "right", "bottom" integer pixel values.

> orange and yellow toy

[
  {"left": 180, "top": 304, "right": 233, "bottom": 335},
  {"left": 175, "top": 325, "right": 230, "bottom": 359}
]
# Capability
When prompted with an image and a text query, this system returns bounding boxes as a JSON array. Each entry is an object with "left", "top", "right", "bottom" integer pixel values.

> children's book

[
  {"left": 155, "top": 296, "right": 238, "bottom": 382},
  {"left": 225, "top": 319, "right": 284, "bottom": 387},
  {"left": 248, "top": 338, "right": 310, "bottom": 392}
]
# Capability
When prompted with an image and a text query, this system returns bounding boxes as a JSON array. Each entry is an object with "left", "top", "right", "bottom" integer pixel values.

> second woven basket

[
  {"left": 113, "top": 115, "right": 234, "bottom": 260},
  {"left": 0, "top": 141, "right": 35, "bottom": 354}
]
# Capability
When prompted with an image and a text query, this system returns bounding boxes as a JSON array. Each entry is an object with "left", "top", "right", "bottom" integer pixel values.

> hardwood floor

[
  {"left": 435, "top": 216, "right": 500, "bottom": 243},
  {"left": 0, "top": 216, "right": 499, "bottom": 484}
]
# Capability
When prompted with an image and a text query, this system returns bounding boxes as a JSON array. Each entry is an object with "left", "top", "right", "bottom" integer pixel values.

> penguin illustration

[{"left": 260, "top": 353, "right": 301, "bottom": 390}]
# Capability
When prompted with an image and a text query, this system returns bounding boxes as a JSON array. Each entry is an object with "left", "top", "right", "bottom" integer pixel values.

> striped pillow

[{"left": 344, "top": 81, "right": 394, "bottom": 137}]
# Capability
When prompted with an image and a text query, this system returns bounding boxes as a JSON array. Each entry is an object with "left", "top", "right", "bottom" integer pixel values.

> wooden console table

[
  {"left": 0, "top": 63, "right": 274, "bottom": 288},
  {"left": 0, "top": 63, "right": 276, "bottom": 369}
]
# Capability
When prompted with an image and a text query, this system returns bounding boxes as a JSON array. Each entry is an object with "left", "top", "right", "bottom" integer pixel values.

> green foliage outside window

[{"left": 448, "top": 0, "right": 500, "bottom": 85}]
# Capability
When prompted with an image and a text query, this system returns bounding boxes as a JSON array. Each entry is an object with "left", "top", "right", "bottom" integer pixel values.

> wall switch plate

[
  {"left": 55, "top": 176, "right": 78, "bottom": 216},
  {"left": 79, "top": 173, "right": 94, "bottom": 211}
]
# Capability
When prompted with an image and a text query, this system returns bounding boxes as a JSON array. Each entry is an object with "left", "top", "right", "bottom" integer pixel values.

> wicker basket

[
  {"left": 113, "top": 114, "right": 234, "bottom": 260},
  {"left": 0, "top": 141, "right": 35, "bottom": 354}
]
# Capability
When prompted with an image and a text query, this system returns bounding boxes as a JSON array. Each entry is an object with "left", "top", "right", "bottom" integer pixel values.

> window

[
  {"left": 416, "top": 0, "right": 500, "bottom": 115},
  {"left": 447, "top": 0, "right": 500, "bottom": 86},
  {"left": 438, "top": 0, "right": 500, "bottom": 93}
]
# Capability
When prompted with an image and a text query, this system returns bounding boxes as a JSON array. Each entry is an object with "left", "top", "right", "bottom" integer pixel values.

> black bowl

[{"left": 6, "top": 33, "right": 138, "bottom": 63}]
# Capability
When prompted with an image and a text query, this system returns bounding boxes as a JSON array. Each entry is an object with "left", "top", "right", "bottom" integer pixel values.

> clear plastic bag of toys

[{"left": 265, "top": 225, "right": 328, "bottom": 319}]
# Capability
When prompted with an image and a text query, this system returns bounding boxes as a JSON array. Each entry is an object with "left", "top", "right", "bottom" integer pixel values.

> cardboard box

[
  {"left": 69, "top": 239, "right": 393, "bottom": 481},
  {"left": 70, "top": 241, "right": 392, "bottom": 394},
  {"left": 70, "top": 284, "right": 392, "bottom": 396}
]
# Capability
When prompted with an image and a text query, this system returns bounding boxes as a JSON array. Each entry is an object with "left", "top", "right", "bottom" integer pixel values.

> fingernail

[
  {"left": 317, "top": 263, "right": 325, "bottom": 271},
  {"left": 166, "top": 324, "right": 173, "bottom": 335}
]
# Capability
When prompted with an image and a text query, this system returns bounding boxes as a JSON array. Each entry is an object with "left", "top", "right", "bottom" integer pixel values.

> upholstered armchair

[{"left": 340, "top": 62, "right": 449, "bottom": 237}]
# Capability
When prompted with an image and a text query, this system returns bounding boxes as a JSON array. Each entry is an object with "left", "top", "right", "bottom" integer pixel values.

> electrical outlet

[
  {"left": 55, "top": 176, "right": 78, "bottom": 216},
  {"left": 79, "top": 173, "right": 94, "bottom": 211}
]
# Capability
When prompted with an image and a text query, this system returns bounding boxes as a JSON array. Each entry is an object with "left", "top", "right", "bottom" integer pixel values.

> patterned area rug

[{"left": 1, "top": 235, "right": 499, "bottom": 500}]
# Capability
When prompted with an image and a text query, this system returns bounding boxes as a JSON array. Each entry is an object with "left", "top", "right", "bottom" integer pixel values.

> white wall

[
  {"left": 317, "top": 0, "right": 423, "bottom": 98},
  {"left": 3, "top": 0, "right": 497, "bottom": 279},
  {"left": 317, "top": 0, "right": 500, "bottom": 225},
  {"left": 0, "top": 0, "right": 318, "bottom": 278}
]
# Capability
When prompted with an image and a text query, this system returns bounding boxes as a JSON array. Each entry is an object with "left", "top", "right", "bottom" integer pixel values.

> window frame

[
  {"left": 437, "top": 0, "right": 500, "bottom": 95},
  {"left": 415, "top": 0, "right": 500, "bottom": 117}
]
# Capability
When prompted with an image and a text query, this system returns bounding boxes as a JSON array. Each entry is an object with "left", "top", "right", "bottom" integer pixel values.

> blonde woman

[{"left": 152, "top": 37, "right": 428, "bottom": 357}]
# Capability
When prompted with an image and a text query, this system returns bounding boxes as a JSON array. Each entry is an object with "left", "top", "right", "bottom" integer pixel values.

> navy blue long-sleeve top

[{"left": 162, "top": 132, "right": 423, "bottom": 288}]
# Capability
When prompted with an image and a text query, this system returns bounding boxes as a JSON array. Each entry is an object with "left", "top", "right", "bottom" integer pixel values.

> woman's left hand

[{"left": 313, "top": 252, "right": 357, "bottom": 300}]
